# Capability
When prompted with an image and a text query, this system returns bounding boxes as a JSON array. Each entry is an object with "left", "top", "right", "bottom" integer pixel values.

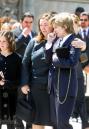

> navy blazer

[{"left": 46, "top": 34, "right": 80, "bottom": 99}]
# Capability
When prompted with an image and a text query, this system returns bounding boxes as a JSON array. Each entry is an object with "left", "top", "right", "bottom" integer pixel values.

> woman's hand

[
  {"left": 0, "top": 71, "right": 5, "bottom": 86},
  {"left": 71, "top": 38, "right": 86, "bottom": 51},
  {"left": 83, "top": 65, "right": 89, "bottom": 74},
  {"left": 46, "top": 32, "right": 56, "bottom": 50},
  {"left": 47, "top": 32, "right": 56, "bottom": 43},
  {"left": 21, "top": 85, "right": 30, "bottom": 94}
]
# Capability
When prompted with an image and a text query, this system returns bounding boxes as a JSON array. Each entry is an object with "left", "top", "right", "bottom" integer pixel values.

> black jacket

[{"left": 12, "top": 27, "right": 37, "bottom": 57}]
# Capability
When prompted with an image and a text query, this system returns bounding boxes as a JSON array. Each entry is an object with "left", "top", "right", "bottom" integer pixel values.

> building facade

[{"left": 22, "top": 0, "right": 89, "bottom": 31}]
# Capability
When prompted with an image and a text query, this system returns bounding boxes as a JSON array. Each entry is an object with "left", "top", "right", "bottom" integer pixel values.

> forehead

[
  {"left": 53, "top": 25, "right": 63, "bottom": 29},
  {"left": 23, "top": 17, "right": 33, "bottom": 22},
  {"left": 80, "top": 15, "right": 89, "bottom": 19},
  {"left": 0, "top": 35, "right": 5, "bottom": 38},
  {"left": 0, "top": 36, "right": 7, "bottom": 40},
  {"left": 40, "top": 19, "right": 49, "bottom": 24}
]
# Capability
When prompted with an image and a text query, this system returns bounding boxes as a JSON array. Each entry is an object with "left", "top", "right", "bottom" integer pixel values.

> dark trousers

[
  {"left": 50, "top": 94, "right": 57, "bottom": 129},
  {"left": 50, "top": 92, "right": 75, "bottom": 129},
  {"left": 57, "top": 97, "right": 75, "bottom": 129},
  {"left": 73, "top": 77, "right": 89, "bottom": 129}
]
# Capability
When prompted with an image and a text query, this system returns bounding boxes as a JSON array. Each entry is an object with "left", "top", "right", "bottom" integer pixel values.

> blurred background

[
  {"left": 0, "top": 0, "right": 89, "bottom": 31},
  {"left": 0, "top": 0, "right": 89, "bottom": 129}
]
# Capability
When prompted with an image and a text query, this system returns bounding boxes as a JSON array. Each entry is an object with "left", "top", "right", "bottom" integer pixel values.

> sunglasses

[{"left": 80, "top": 19, "right": 88, "bottom": 21}]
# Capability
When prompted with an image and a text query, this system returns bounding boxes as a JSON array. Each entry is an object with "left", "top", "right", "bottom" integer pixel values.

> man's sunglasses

[{"left": 80, "top": 19, "right": 88, "bottom": 21}]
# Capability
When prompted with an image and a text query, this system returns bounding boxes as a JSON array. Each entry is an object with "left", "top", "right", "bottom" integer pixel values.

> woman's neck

[{"left": 1, "top": 50, "right": 12, "bottom": 57}]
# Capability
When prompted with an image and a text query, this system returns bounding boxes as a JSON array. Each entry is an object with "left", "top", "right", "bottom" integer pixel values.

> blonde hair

[
  {"left": 0, "top": 30, "right": 15, "bottom": 52},
  {"left": 71, "top": 13, "right": 80, "bottom": 25},
  {"left": 1, "top": 23, "right": 12, "bottom": 31},
  {"left": 50, "top": 12, "right": 75, "bottom": 34},
  {"left": 71, "top": 13, "right": 80, "bottom": 33}
]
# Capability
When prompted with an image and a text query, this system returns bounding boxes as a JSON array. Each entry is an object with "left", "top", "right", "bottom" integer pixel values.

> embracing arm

[{"left": 71, "top": 38, "right": 86, "bottom": 51}]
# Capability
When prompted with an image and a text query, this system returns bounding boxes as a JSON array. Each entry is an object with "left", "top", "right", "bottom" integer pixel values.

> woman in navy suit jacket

[{"left": 45, "top": 12, "right": 80, "bottom": 129}]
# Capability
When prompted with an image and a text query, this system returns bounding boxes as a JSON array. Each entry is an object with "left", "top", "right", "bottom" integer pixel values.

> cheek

[
  {"left": 6, "top": 44, "right": 10, "bottom": 48},
  {"left": 57, "top": 33, "right": 62, "bottom": 37},
  {"left": 22, "top": 23, "right": 26, "bottom": 28},
  {"left": 47, "top": 28, "right": 52, "bottom": 33},
  {"left": 40, "top": 26, "right": 45, "bottom": 31},
  {"left": 3, "top": 43, "right": 9, "bottom": 48},
  {"left": 57, "top": 31, "right": 65, "bottom": 38},
  {"left": 56, "top": 30, "right": 61, "bottom": 36}
]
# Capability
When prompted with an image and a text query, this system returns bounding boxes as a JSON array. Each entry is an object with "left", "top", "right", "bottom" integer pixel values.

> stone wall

[
  {"left": 0, "top": 0, "right": 22, "bottom": 20},
  {"left": 22, "top": 0, "right": 89, "bottom": 31}
]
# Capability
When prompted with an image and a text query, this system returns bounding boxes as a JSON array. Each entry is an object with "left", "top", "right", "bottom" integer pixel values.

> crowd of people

[{"left": 0, "top": 6, "right": 89, "bottom": 129}]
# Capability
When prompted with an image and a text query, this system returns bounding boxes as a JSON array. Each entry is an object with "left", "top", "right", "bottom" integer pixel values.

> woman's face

[
  {"left": 0, "top": 36, "right": 9, "bottom": 51},
  {"left": 39, "top": 19, "right": 53, "bottom": 38},
  {"left": 53, "top": 25, "right": 66, "bottom": 38}
]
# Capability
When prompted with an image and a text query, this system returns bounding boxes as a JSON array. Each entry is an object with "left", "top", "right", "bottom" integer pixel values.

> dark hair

[
  {"left": 75, "top": 7, "right": 85, "bottom": 13},
  {"left": 75, "top": 7, "right": 85, "bottom": 17},
  {"left": 21, "top": 11, "right": 34, "bottom": 21}
]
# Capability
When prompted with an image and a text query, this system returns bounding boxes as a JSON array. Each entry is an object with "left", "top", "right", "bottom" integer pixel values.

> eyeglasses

[{"left": 80, "top": 19, "right": 88, "bottom": 22}]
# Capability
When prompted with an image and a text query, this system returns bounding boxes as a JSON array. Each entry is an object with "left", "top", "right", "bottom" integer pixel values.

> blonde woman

[{"left": 46, "top": 12, "right": 80, "bottom": 129}]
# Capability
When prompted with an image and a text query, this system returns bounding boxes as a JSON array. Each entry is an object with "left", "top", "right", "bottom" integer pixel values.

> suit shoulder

[{"left": 12, "top": 27, "right": 22, "bottom": 37}]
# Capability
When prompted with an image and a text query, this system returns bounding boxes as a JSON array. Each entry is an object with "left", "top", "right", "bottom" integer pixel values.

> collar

[
  {"left": 29, "top": 32, "right": 32, "bottom": 39},
  {"left": 60, "top": 34, "right": 72, "bottom": 47},
  {"left": 80, "top": 27, "right": 89, "bottom": 38},
  {"left": 80, "top": 27, "right": 89, "bottom": 33}
]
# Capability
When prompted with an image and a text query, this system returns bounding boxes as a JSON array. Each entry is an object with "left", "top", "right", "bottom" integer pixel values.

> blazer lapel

[{"left": 62, "top": 34, "right": 75, "bottom": 47}]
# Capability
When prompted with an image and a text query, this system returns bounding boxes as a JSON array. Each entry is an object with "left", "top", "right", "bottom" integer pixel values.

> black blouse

[{"left": 0, "top": 52, "right": 22, "bottom": 88}]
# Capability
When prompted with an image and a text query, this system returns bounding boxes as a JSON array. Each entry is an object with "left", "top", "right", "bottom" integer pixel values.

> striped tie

[{"left": 83, "top": 29, "right": 86, "bottom": 41}]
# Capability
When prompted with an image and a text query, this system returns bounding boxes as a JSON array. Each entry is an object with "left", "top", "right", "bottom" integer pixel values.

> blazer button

[
  {"left": 3, "top": 103, "right": 8, "bottom": 108},
  {"left": 4, "top": 114, "right": 8, "bottom": 119},
  {"left": 3, "top": 92, "right": 8, "bottom": 98}
]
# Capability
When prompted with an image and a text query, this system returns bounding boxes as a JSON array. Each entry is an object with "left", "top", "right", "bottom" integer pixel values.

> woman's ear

[{"left": 63, "top": 25, "right": 67, "bottom": 30}]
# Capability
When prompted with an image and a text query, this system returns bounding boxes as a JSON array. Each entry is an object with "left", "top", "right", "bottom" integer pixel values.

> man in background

[
  {"left": 75, "top": 7, "right": 85, "bottom": 18},
  {"left": 12, "top": 11, "right": 37, "bottom": 57},
  {"left": 13, "top": 11, "right": 37, "bottom": 129}
]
